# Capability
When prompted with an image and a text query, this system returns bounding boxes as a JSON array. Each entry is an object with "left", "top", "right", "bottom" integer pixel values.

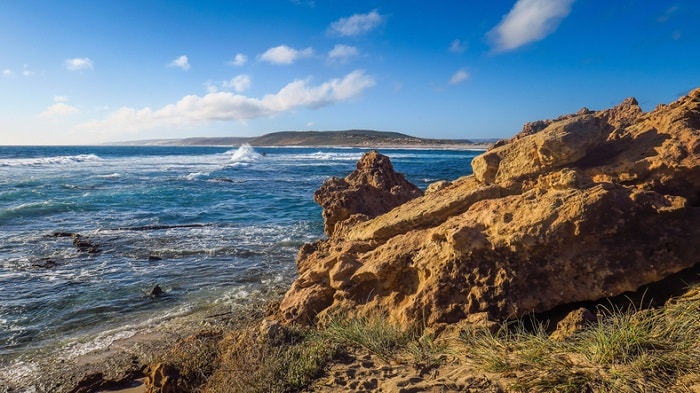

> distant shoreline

[
  {"left": 109, "top": 143, "right": 492, "bottom": 151},
  {"left": 107, "top": 130, "right": 497, "bottom": 150}
]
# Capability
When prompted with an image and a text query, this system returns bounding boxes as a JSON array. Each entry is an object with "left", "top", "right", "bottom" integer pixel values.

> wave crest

[{"left": 229, "top": 144, "right": 263, "bottom": 163}]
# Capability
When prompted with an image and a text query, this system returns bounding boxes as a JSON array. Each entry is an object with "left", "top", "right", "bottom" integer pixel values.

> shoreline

[{"left": 1, "top": 288, "right": 287, "bottom": 392}]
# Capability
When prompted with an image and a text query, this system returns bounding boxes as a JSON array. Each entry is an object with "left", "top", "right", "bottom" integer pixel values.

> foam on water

[
  {"left": 96, "top": 173, "right": 121, "bottom": 179},
  {"left": 0, "top": 154, "right": 103, "bottom": 167}
]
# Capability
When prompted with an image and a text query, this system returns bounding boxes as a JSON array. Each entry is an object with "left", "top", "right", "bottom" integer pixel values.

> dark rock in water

[
  {"left": 31, "top": 258, "right": 57, "bottom": 269},
  {"left": 148, "top": 255, "right": 163, "bottom": 261},
  {"left": 71, "top": 234, "right": 101, "bottom": 254},
  {"left": 47, "top": 231, "right": 101, "bottom": 253},
  {"left": 47, "top": 231, "right": 77, "bottom": 238},
  {"left": 150, "top": 285, "right": 163, "bottom": 297}
]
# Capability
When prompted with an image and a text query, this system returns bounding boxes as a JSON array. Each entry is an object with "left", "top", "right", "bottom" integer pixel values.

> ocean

[{"left": 0, "top": 144, "right": 480, "bottom": 386}]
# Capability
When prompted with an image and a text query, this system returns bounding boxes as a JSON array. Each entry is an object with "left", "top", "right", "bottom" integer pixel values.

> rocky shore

[{"left": 38, "top": 88, "right": 700, "bottom": 392}]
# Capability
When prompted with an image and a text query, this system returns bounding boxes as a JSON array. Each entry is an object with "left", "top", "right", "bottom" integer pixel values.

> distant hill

[{"left": 111, "top": 130, "right": 486, "bottom": 148}]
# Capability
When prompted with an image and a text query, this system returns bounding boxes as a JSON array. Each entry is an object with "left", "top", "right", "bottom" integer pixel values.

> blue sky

[{"left": 1, "top": 1, "right": 699, "bottom": 145}]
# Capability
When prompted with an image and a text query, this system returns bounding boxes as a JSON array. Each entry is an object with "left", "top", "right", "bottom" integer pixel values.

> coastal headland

[
  {"left": 34, "top": 89, "right": 700, "bottom": 392},
  {"left": 110, "top": 129, "right": 495, "bottom": 150}
]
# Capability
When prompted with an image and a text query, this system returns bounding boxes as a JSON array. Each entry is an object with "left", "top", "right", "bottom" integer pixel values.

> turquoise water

[{"left": 0, "top": 144, "right": 480, "bottom": 383}]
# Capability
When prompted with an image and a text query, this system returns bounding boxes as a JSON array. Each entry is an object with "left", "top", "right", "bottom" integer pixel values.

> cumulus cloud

[
  {"left": 329, "top": 9, "right": 384, "bottom": 36},
  {"left": 78, "top": 70, "right": 375, "bottom": 132},
  {"left": 40, "top": 102, "right": 80, "bottom": 118},
  {"left": 259, "top": 45, "right": 314, "bottom": 65},
  {"left": 230, "top": 53, "right": 248, "bottom": 66},
  {"left": 169, "top": 55, "right": 191, "bottom": 71},
  {"left": 2, "top": 69, "right": 13, "bottom": 77},
  {"left": 327, "top": 44, "right": 359, "bottom": 63},
  {"left": 65, "top": 58, "right": 93, "bottom": 71},
  {"left": 488, "top": 0, "right": 574, "bottom": 52},
  {"left": 449, "top": 39, "right": 467, "bottom": 53},
  {"left": 53, "top": 95, "right": 69, "bottom": 102},
  {"left": 449, "top": 69, "right": 469, "bottom": 85},
  {"left": 223, "top": 74, "right": 252, "bottom": 92}
]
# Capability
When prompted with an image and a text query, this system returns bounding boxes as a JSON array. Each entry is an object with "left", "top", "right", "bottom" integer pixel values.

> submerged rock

[
  {"left": 150, "top": 285, "right": 163, "bottom": 297},
  {"left": 279, "top": 88, "right": 700, "bottom": 329},
  {"left": 71, "top": 234, "right": 101, "bottom": 254},
  {"left": 47, "top": 231, "right": 101, "bottom": 254}
]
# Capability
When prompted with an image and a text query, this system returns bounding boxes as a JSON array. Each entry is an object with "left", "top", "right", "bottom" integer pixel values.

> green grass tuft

[{"left": 322, "top": 312, "right": 411, "bottom": 362}]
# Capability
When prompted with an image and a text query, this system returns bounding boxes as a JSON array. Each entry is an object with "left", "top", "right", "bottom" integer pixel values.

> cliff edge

[{"left": 278, "top": 88, "right": 700, "bottom": 330}]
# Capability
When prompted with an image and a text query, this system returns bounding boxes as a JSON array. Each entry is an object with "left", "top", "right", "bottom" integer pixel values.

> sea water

[{"left": 0, "top": 144, "right": 480, "bottom": 385}]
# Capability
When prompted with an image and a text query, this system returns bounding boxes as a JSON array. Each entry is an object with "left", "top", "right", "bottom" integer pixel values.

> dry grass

[
  {"left": 459, "top": 285, "right": 700, "bottom": 392},
  {"left": 154, "top": 286, "right": 700, "bottom": 392},
  {"left": 154, "top": 329, "right": 223, "bottom": 392},
  {"left": 322, "top": 312, "right": 411, "bottom": 361},
  {"left": 202, "top": 325, "right": 338, "bottom": 393}
]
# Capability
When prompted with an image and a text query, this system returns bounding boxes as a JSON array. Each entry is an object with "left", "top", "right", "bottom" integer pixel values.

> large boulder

[
  {"left": 279, "top": 88, "right": 700, "bottom": 329},
  {"left": 314, "top": 150, "right": 423, "bottom": 237}
]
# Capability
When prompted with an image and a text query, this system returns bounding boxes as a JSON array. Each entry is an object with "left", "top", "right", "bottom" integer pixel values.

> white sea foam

[
  {"left": 283, "top": 151, "right": 363, "bottom": 161},
  {"left": 61, "top": 329, "right": 137, "bottom": 359},
  {"left": 0, "top": 154, "right": 103, "bottom": 167},
  {"left": 97, "top": 173, "right": 121, "bottom": 179},
  {"left": 0, "top": 360, "right": 39, "bottom": 386},
  {"left": 186, "top": 171, "right": 210, "bottom": 180}
]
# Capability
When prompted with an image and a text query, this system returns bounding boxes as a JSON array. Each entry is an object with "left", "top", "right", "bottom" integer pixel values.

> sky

[{"left": 1, "top": 0, "right": 699, "bottom": 145}]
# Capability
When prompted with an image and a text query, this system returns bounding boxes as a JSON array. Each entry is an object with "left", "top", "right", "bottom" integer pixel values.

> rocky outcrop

[
  {"left": 279, "top": 88, "right": 700, "bottom": 330},
  {"left": 314, "top": 150, "right": 423, "bottom": 237}
]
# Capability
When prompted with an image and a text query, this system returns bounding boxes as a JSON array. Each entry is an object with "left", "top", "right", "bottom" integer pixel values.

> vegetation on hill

[{"left": 111, "top": 130, "right": 478, "bottom": 147}]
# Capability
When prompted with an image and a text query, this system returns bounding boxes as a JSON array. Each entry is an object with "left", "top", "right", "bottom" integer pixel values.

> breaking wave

[{"left": 229, "top": 144, "right": 263, "bottom": 163}]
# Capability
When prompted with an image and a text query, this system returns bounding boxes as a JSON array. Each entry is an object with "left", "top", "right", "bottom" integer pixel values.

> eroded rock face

[
  {"left": 279, "top": 88, "right": 700, "bottom": 329},
  {"left": 314, "top": 150, "right": 423, "bottom": 237}
]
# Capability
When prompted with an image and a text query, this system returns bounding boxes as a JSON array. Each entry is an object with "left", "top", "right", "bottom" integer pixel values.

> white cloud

[
  {"left": 40, "top": 102, "right": 80, "bottom": 118},
  {"left": 78, "top": 70, "right": 375, "bottom": 132},
  {"left": 223, "top": 74, "right": 252, "bottom": 92},
  {"left": 53, "top": 95, "right": 69, "bottom": 102},
  {"left": 657, "top": 5, "right": 679, "bottom": 23},
  {"left": 205, "top": 81, "right": 219, "bottom": 94},
  {"left": 449, "top": 39, "right": 467, "bottom": 53},
  {"left": 2, "top": 69, "right": 13, "bottom": 77},
  {"left": 327, "top": 44, "right": 359, "bottom": 63},
  {"left": 488, "top": 0, "right": 574, "bottom": 52},
  {"left": 169, "top": 55, "right": 191, "bottom": 71},
  {"left": 259, "top": 45, "right": 314, "bottom": 65},
  {"left": 449, "top": 69, "right": 469, "bottom": 85},
  {"left": 65, "top": 58, "right": 93, "bottom": 71},
  {"left": 329, "top": 9, "right": 384, "bottom": 36},
  {"left": 22, "top": 64, "right": 34, "bottom": 77},
  {"left": 230, "top": 53, "right": 248, "bottom": 66}
]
